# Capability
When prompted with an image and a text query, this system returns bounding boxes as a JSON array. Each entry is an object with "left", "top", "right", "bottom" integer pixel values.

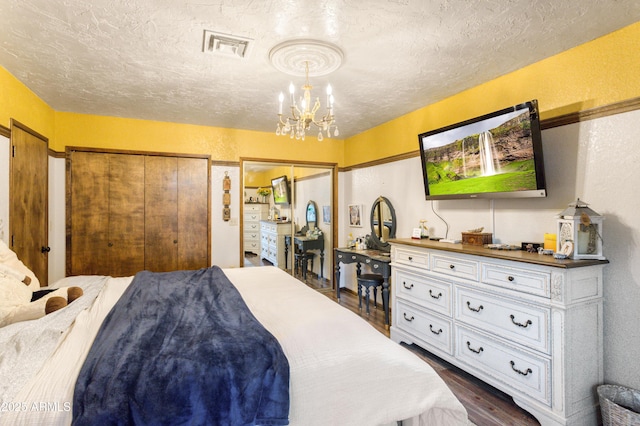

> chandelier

[
  {"left": 269, "top": 39, "right": 343, "bottom": 141},
  {"left": 276, "top": 62, "right": 338, "bottom": 141}
]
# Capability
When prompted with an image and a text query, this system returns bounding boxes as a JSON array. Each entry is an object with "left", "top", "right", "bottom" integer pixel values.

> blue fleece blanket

[{"left": 73, "top": 267, "right": 290, "bottom": 425}]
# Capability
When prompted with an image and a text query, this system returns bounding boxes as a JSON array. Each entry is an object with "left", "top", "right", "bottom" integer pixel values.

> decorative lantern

[{"left": 556, "top": 198, "right": 605, "bottom": 260}]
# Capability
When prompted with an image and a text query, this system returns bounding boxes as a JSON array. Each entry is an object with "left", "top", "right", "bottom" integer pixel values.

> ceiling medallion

[{"left": 270, "top": 40, "right": 343, "bottom": 141}]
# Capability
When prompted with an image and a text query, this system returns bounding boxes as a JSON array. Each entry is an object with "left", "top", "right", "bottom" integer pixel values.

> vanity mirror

[
  {"left": 369, "top": 196, "right": 396, "bottom": 252},
  {"left": 306, "top": 200, "right": 317, "bottom": 230}
]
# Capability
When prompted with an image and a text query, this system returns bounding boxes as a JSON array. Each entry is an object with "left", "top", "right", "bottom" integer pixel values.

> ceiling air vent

[{"left": 203, "top": 30, "right": 253, "bottom": 59}]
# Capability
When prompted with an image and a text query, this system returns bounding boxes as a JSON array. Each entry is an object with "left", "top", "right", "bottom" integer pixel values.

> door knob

[{"left": 41, "top": 246, "right": 51, "bottom": 253}]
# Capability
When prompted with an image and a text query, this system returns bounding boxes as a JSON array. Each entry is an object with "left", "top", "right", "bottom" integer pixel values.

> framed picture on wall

[
  {"left": 348, "top": 204, "right": 363, "bottom": 227},
  {"left": 323, "top": 205, "right": 331, "bottom": 224}
]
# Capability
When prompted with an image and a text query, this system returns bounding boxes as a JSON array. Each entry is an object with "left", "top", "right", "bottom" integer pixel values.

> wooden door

[
  {"left": 68, "top": 151, "right": 109, "bottom": 275},
  {"left": 10, "top": 120, "right": 48, "bottom": 285},
  {"left": 177, "top": 157, "right": 209, "bottom": 269},
  {"left": 145, "top": 155, "right": 179, "bottom": 272},
  {"left": 68, "top": 151, "right": 145, "bottom": 276},
  {"left": 108, "top": 154, "right": 145, "bottom": 276}
]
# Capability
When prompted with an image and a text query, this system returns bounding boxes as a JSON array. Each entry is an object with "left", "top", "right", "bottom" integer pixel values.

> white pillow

[
  {"left": 0, "top": 240, "right": 40, "bottom": 290},
  {"left": 0, "top": 274, "right": 32, "bottom": 308}
]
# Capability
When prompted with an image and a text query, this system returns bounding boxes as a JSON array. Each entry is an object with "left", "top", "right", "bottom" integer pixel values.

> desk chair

[{"left": 357, "top": 273, "right": 384, "bottom": 314}]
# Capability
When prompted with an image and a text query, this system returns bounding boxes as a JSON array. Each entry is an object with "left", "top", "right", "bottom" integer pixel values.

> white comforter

[{"left": 0, "top": 267, "right": 468, "bottom": 425}]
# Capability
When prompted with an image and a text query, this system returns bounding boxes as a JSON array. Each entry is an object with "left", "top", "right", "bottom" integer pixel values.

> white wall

[
  {"left": 0, "top": 135, "right": 9, "bottom": 245},
  {"left": 211, "top": 165, "right": 241, "bottom": 268},
  {"left": 338, "top": 109, "right": 640, "bottom": 390}
]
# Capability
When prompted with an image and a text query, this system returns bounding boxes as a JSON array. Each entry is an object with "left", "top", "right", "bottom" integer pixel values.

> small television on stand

[
  {"left": 271, "top": 175, "right": 291, "bottom": 205},
  {"left": 418, "top": 100, "right": 547, "bottom": 200}
]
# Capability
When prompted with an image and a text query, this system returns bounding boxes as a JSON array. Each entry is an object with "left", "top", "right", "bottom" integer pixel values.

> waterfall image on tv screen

[{"left": 419, "top": 101, "right": 546, "bottom": 199}]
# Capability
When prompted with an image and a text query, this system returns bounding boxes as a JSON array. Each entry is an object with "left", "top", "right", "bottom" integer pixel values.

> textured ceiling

[{"left": 1, "top": 0, "right": 639, "bottom": 138}]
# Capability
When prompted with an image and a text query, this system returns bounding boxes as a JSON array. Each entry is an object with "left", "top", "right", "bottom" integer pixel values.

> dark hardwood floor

[{"left": 244, "top": 253, "right": 540, "bottom": 426}]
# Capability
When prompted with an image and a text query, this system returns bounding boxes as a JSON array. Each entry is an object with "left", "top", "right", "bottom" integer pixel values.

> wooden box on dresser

[
  {"left": 260, "top": 220, "right": 290, "bottom": 269},
  {"left": 243, "top": 203, "right": 269, "bottom": 255},
  {"left": 389, "top": 238, "right": 608, "bottom": 426}
]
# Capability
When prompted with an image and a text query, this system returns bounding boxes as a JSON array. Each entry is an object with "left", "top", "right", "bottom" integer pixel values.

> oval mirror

[
  {"left": 306, "top": 200, "right": 318, "bottom": 230},
  {"left": 369, "top": 196, "right": 396, "bottom": 251}
]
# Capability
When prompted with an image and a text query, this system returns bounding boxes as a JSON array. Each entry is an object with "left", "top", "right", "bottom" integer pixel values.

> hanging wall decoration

[{"left": 223, "top": 172, "right": 231, "bottom": 221}]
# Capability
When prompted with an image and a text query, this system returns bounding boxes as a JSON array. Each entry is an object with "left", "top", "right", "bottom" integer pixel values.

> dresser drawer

[
  {"left": 455, "top": 287, "right": 550, "bottom": 354},
  {"left": 244, "top": 204, "right": 263, "bottom": 213},
  {"left": 245, "top": 221, "right": 261, "bottom": 232},
  {"left": 482, "top": 263, "right": 551, "bottom": 298},
  {"left": 455, "top": 325, "right": 551, "bottom": 406},
  {"left": 396, "top": 270, "right": 452, "bottom": 316},
  {"left": 244, "top": 231, "right": 260, "bottom": 242},
  {"left": 244, "top": 212, "right": 262, "bottom": 222},
  {"left": 261, "top": 222, "right": 277, "bottom": 233},
  {"left": 244, "top": 240, "right": 260, "bottom": 252},
  {"left": 393, "top": 246, "right": 429, "bottom": 270},
  {"left": 432, "top": 254, "right": 479, "bottom": 282},
  {"left": 397, "top": 301, "right": 453, "bottom": 355}
]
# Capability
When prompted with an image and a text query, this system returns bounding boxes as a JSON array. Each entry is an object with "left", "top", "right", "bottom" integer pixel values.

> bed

[{"left": 0, "top": 263, "right": 468, "bottom": 425}]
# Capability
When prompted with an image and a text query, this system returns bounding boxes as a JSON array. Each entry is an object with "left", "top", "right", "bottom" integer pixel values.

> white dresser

[
  {"left": 389, "top": 239, "right": 608, "bottom": 426},
  {"left": 260, "top": 220, "right": 290, "bottom": 268},
  {"left": 243, "top": 203, "right": 269, "bottom": 255}
]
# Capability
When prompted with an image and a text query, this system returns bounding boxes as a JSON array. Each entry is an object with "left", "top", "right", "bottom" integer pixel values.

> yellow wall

[
  {"left": 344, "top": 21, "right": 640, "bottom": 166},
  {"left": 0, "top": 66, "right": 54, "bottom": 138},
  {"left": 2, "top": 21, "right": 640, "bottom": 166},
  {"left": 53, "top": 112, "right": 343, "bottom": 163}
]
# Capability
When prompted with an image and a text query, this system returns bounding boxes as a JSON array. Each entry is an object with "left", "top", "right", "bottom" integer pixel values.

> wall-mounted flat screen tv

[
  {"left": 418, "top": 100, "right": 547, "bottom": 200},
  {"left": 271, "top": 175, "right": 291, "bottom": 205}
]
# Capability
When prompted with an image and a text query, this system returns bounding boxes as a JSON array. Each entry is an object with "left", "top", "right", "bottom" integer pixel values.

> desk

[
  {"left": 284, "top": 235, "right": 325, "bottom": 278},
  {"left": 334, "top": 248, "right": 392, "bottom": 326}
]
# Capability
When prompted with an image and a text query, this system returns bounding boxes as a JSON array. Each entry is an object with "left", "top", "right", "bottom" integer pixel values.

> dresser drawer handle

[
  {"left": 449, "top": 264, "right": 455, "bottom": 269},
  {"left": 403, "top": 282, "right": 414, "bottom": 290},
  {"left": 429, "top": 324, "right": 443, "bottom": 335},
  {"left": 429, "top": 290, "right": 442, "bottom": 300},
  {"left": 408, "top": 256, "right": 413, "bottom": 261},
  {"left": 510, "top": 315, "right": 533, "bottom": 328},
  {"left": 403, "top": 313, "right": 415, "bottom": 322},
  {"left": 508, "top": 275, "right": 515, "bottom": 282},
  {"left": 466, "top": 301, "right": 484, "bottom": 312},
  {"left": 466, "top": 341, "right": 484, "bottom": 354},
  {"left": 510, "top": 361, "right": 533, "bottom": 376}
]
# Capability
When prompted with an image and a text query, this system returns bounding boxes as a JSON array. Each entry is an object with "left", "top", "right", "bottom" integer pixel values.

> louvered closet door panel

[
  {"left": 69, "top": 151, "right": 110, "bottom": 276},
  {"left": 177, "top": 157, "right": 209, "bottom": 270},
  {"left": 108, "top": 154, "right": 145, "bottom": 276},
  {"left": 145, "top": 156, "right": 178, "bottom": 272}
]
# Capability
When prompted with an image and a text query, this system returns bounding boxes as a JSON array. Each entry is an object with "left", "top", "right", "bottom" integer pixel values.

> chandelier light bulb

[
  {"left": 289, "top": 82, "right": 295, "bottom": 104},
  {"left": 278, "top": 92, "right": 284, "bottom": 114}
]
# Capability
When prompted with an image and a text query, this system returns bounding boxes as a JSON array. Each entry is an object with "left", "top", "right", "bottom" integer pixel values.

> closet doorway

[{"left": 240, "top": 158, "right": 337, "bottom": 290}]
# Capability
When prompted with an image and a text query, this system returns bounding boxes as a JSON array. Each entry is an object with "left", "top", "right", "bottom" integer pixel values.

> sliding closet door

[
  {"left": 68, "top": 151, "right": 145, "bottom": 276},
  {"left": 145, "top": 156, "right": 179, "bottom": 272},
  {"left": 108, "top": 154, "right": 145, "bottom": 276},
  {"left": 177, "top": 157, "right": 209, "bottom": 270},
  {"left": 68, "top": 151, "right": 109, "bottom": 275},
  {"left": 144, "top": 156, "right": 209, "bottom": 272},
  {"left": 69, "top": 149, "right": 210, "bottom": 276}
]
